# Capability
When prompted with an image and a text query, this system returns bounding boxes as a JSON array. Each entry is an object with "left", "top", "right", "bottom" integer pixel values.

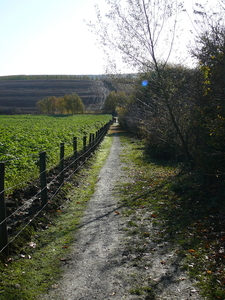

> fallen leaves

[
  {"left": 59, "top": 258, "right": 70, "bottom": 262},
  {"left": 188, "top": 249, "right": 195, "bottom": 253},
  {"left": 179, "top": 277, "right": 187, "bottom": 281}
]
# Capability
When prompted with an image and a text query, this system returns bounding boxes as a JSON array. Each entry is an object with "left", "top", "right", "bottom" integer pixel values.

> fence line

[
  {"left": 0, "top": 120, "right": 112, "bottom": 255},
  {"left": 0, "top": 126, "right": 100, "bottom": 164},
  {"left": 1, "top": 133, "right": 89, "bottom": 192}
]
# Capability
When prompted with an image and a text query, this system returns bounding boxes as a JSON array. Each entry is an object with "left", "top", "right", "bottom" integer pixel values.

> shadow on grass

[
  {"left": 118, "top": 174, "right": 225, "bottom": 299},
  {"left": 108, "top": 126, "right": 225, "bottom": 298},
  {"left": 107, "top": 124, "right": 132, "bottom": 137}
]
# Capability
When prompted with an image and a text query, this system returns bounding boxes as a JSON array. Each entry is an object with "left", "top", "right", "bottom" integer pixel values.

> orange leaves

[
  {"left": 115, "top": 211, "right": 120, "bottom": 215},
  {"left": 188, "top": 249, "right": 199, "bottom": 257},
  {"left": 188, "top": 249, "right": 195, "bottom": 253},
  {"left": 151, "top": 214, "right": 157, "bottom": 218}
]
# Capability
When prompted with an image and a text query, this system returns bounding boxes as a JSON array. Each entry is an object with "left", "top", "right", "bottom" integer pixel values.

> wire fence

[{"left": 0, "top": 120, "right": 112, "bottom": 255}]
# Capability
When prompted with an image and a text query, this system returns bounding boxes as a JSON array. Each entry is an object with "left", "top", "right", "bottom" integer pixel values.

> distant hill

[{"left": 0, "top": 78, "right": 112, "bottom": 114}]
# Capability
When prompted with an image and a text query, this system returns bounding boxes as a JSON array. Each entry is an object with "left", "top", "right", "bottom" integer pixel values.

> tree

[
  {"left": 36, "top": 94, "right": 84, "bottom": 114},
  {"left": 91, "top": 0, "right": 193, "bottom": 162},
  {"left": 91, "top": 0, "right": 184, "bottom": 71},
  {"left": 190, "top": 23, "right": 225, "bottom": 179},
  {"left": 192, "top": 25, "right": 225, "bottom": 102},
  {"left": 56, "top": 97, "right": 66, "bottom": 114},
  {"left": 63, "top": 93, "right": 84, "bottom": 114},
  {"left": 118, "top": 65, "right": 202, "bottom": 159},
  {"left": 36, "top": 96, "right": 58, "bottom": 114},
  {"left": 103, "top": 91, "right": 128, "bottom": 115}
]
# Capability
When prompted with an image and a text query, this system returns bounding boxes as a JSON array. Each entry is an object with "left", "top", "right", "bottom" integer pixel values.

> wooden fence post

[
  {"left": 40, "top": 152, "right": 48, "bottom": 207},
  {"left": 73, "top": 137, "right": 77, "bottom": 170},
  {"left": 97, "top": 130, "right": 100, "bottom": 142},
  {"left": 60, "top": 143, "right": 64, "bottom": 185},
  {"left": 83, "top": 136, "right": 87, "bottom": 161},
  {"left": 94, "top": 131, "right": 98, "bottom": 150},
  {"left": 0, "top": 162, "right": 8, "bottom": 256},
  {"left": 91, "top": 133, "right": 94, "bottom": 149},
  {"left": 89, "top": 133, "right": 92, "bottom": 145},
  {"left": 88, "top": 133, "right": 94, "bottom": 157}
]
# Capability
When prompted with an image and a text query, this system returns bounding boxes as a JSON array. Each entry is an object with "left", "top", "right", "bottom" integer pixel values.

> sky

[
  {"left": 0, "top": 0, "right": 108, "bottom": 76},
  {"left": 0, "top": 0, "right": 222, "bottom": 77}
]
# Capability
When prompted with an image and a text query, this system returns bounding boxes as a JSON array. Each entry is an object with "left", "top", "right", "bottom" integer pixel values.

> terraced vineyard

[{"left": 0, "top": 79, "right": 111, "bottom": 113}]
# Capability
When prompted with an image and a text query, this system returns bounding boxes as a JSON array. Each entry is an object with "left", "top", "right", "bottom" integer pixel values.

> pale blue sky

[
  {"left": 0, "top": 0, "right": 221, "bottom": 76},
  {"left": 0, "top": 0, "right": 107, "bottom": 76}
]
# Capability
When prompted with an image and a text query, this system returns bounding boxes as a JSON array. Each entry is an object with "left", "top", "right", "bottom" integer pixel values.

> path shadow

[{"left": 107, "top": 123, "right": 133, "bottom": 137}]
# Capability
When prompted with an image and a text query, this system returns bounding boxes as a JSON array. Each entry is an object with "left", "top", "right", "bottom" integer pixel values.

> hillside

[{"left": 0, "top": 79, "right": 111, "bottom": 113}]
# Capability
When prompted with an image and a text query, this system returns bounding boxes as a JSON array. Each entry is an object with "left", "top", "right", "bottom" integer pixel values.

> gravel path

[
  {"left": 42, "top": 130, "right": 130, "bottom": 300},
  {"left": 41, "top": 126, "right": 204, "bottom": 300}
]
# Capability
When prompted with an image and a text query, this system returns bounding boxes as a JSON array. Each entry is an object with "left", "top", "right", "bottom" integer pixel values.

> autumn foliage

[
  {"left": 117, "top": 26, "right": 225, "bottom": 183},
  {"left": 36, "top": 93, "right": 84, "bottom": 115}
]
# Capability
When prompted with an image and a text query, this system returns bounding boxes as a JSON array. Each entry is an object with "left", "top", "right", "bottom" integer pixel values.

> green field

[{"left": 0, "top": 114, "right": 111, "bottom": 190}]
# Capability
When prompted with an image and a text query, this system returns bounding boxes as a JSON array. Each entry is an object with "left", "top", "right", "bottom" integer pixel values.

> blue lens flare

[{"left": 142, "top": 80, "right": 148, "bottom": 86}]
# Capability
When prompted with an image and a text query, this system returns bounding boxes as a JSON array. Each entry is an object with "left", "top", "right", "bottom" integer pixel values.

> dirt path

[
  {"left": 42, "top": 126, "right": 131, "bottom": 300},
  {"left": 41, "top": 125, "right": 204, "bottom": 300}
]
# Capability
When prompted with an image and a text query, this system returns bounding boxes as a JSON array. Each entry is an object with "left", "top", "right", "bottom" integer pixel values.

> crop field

[{"left": 0, "top": 114, "right": 111, "bottom": 190}]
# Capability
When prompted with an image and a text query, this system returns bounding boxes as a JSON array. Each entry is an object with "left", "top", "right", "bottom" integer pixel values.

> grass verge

[
  {"left": 117, "top": 133, "right": 225, "bottom": 300},
  {"left": 0, "top": 135, "right": 113, "bottom": 300}
]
